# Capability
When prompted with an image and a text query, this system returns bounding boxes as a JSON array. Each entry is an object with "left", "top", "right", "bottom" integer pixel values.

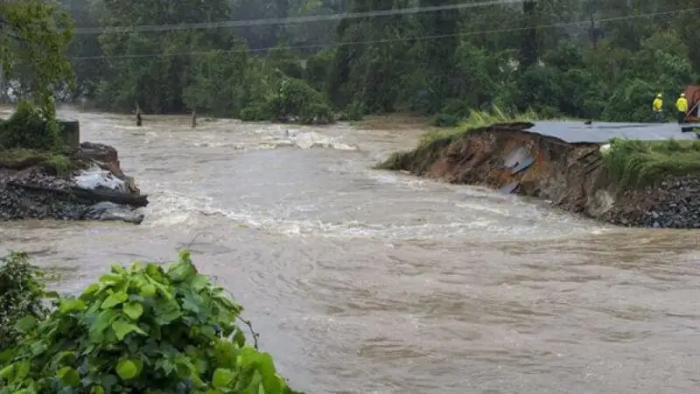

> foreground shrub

[
  {"left": 0, "top": 251, "right": 301, "bottom": 394},
  {"left": 0, "top": 252, "right": 50, "bottom": 349}
]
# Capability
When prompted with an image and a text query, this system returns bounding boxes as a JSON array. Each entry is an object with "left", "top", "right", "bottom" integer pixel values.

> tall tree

[{"left": 0, "top": 0, "right": 74, "bottom": 119}]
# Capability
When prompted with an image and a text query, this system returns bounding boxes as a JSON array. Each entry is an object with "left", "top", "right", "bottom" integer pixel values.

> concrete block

[{"left": 59, "top": 120, "right": 80, "bottom": 152}]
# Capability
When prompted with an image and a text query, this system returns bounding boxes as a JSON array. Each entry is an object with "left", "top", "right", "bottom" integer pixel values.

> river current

[{"left": 1, "top": 109, "right": 699, "bottom": 393}]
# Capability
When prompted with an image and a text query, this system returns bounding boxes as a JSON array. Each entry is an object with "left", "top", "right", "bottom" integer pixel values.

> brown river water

[{"left": 1, "top": 109, "right": 700, "bottom": 393}]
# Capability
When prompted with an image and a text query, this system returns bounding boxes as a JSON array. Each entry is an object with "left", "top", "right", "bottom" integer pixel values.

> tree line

[{"left": 3, "top": 0, "right": 700, "bottom": 124}]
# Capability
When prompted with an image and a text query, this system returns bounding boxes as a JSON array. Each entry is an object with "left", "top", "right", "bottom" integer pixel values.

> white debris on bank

[
  {"left": 73, "top": 165, "right": 127, "bottom": 192},
  {"left": 599, "top": 143, "right": 612, "bottom": 155}
]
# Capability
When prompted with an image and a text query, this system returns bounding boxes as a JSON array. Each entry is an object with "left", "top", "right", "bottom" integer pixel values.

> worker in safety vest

[
  {"left": 676, "top": 93, "right": 688, "bottom": 124},
  {"left": 652, "top": 93, "right": 663, "bottom": 122}
]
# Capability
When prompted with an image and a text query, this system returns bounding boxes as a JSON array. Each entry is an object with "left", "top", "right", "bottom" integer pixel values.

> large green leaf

[
  {"left": 112, "top": 319, "right": 147, "bottom": 341},
  {"left": 116, "top": 359, "right": 139, "bottom": 380},
  {"left": 258, "top": 353, "right": 283, "bottom": 393},
  {"left": 13, "top": 316, "right": 37, "bottom": 334},
  {"left": 140, "top": 284, "right": 156, "bottom": 297},
  {"left": 90, "top": 309, "right": 119, "bottom": 341},
  {"left": 212, "top": 368, "right": 233, "bottom": 388},
  {"left": 59, "top": 298, "right": 86, "bottom": 313},
  {"left": 0, "top": 364, "right": 14, "bottom": 380},
  {"left": 154, "top": 302, "right": 182, "bottom": 325},
  {"left": 123, "top": 302, "right": 144, "bottom": 320},
  {"left": 167, "top": 260, "right": 197, "bottom": 282},
  {"left": 101, "top": 291, "right": 128, "bottom": 309},
  {"left": 82, "top": 283, "right": 100, "bottom": 297},
  {"left": 56, "top": 366, "right": 81, "bottom": 386}
]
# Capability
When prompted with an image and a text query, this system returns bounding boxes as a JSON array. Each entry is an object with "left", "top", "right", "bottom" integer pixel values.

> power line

[
  {"left": 70, "top": 7, "right": 698, "bottom": 62},
  {"left": 73, "top": 0, "right": 526, "bottom": 35}
]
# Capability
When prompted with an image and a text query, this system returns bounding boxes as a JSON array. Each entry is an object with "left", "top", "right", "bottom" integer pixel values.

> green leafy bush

[
  {"left": 342, "top": 100, "right": 365, "bottom": 121},
  {"left": 0, "top": 251, "right": 302, "bottom": 394},
  {"left": 299, "top": 101, "right": 333, "bottom": 125},
  {"left": 270, "top": 78, "right": 335, "bottom": 125},
  {"left": 0, "top": 252, "right": 51, "bottom": 349},
  {"left": 0, "top": 101, "right": 61, "bottom": 151}
]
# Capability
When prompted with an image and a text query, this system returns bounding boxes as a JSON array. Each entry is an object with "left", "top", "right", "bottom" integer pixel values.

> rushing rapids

[{"left": 1, "top": 109, "right": 699, "bottom": 394}]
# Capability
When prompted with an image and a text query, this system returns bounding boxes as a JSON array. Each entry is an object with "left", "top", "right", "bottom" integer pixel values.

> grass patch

[
  {"left": 419, "top": 106, "right": 542, "bottom": 147},
  {"left": 603, "top": 138, "right": 700, "bottom": 188},
  {"left": 0, "top": 148, "right": 75, "bottom": 176},
  {"left": 45, "top": 152, "right": 72, "bottom": 175}
]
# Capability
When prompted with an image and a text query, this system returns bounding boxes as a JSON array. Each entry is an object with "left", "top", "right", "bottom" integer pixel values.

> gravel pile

[
  {"left": 0, "top": 181, "right": 89, "bottom": 221},
  {"left": 609, "top": 175, "right": 700, "bottom": 229}
]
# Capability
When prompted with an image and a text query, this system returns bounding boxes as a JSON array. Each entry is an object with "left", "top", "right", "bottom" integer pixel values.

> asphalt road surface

[{"left": 529, "top": 121, "right": 699, "bottom": 143}]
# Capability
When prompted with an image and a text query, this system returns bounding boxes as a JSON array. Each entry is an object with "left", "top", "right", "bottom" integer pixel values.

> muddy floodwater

[{"left": 1, "top": 109, "right": 699, "bottom": 394}]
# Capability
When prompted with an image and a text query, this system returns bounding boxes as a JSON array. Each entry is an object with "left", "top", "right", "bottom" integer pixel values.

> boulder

[{"left": 84, "top": 202, "right": 144, "bottom": 225}]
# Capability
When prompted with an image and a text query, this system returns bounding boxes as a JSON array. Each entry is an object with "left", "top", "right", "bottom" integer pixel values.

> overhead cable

[{"left": 70, "top": 6, "right": 699, "bottom": 61}]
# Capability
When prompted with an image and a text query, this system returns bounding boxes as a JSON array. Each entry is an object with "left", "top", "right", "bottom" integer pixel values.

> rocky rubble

[
  {"left": 607, "top": 175, "right": 700, "bottom": 229},
  {"left": 0, "top": 142, "right": 147, "bottom": 224}
]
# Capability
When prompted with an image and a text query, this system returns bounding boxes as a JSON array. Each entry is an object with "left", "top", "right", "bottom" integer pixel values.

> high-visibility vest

[
  {"left": 676, "top": 97, "right": 688, "bottom": 112},
  {"left": 653, "top": 98, "right": 663, "bottom": 112}
]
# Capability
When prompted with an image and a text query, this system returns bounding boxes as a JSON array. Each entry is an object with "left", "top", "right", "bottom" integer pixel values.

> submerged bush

[
  {"left": 270, "top": 78, "right": 334, "bottom": 125},
  {"left": 0, "top": 251, "right": 302, "bottom": 394}
]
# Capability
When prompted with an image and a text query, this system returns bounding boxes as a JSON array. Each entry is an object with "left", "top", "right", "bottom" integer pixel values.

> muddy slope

[{"left": 380, "top": 123, "right": 700, "bottom": 228}]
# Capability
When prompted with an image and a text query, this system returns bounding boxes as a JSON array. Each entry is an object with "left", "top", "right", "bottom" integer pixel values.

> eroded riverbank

[
  {"left": 1, "top": 110, "right": 699, "bottom": 394},
  {"left": 380, "top": 122, "right": 700, "bottom": 228}
]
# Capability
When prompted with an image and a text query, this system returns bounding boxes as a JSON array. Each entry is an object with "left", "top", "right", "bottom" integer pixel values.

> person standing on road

[
  {"left": 653, "top": 93, "right": 664, "bottom": 122},
  {"left": 676, "top": 93, "right": 688, "bottom": 124}
]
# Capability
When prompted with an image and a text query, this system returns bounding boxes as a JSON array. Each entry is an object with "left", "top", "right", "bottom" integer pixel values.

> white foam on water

[
  {"left": 253, "top": 128, "right": 359, "bottom": 151},
  {"left": 114, "top": 124, "right": 154, "bottom": 132},
  {"left": 454, "top": 201, "right": 513, "bottom": 217},
  {"left": 142, "top": 187, "right": 505, "bottom": 240},
  {"left": 365, "top": 170, "right": 436, "bottom": 191},
  {"left": 148, "top": 212, "right": 194, "bottom": 227}
]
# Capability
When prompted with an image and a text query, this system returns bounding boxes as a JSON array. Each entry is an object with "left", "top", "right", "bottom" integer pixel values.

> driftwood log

[{"left": 7, "top": 181, "right": 149, "bottom": 208}]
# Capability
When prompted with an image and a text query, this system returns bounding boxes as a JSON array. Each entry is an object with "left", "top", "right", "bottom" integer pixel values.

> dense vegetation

[
  {"left": 2, "top": 0, "right": 698, "bottom": 124},
  {"left": 0, "top": 101, "right": 74, "bottom": 175},
  {"left": 0, "top": 250, "right": 302, "bottom": 394},
  {"left": 603, "top": 138, "right": 700, "bottom": 187},
  {"left": 0, "top": 0, "right": 75, "bottom": 151}
]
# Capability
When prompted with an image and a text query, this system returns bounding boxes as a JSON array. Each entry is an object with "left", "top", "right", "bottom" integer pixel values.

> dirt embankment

[
  {"left": 380, "top": 123, "right": 700, "bottom": 229},
  {"left": 0, "top": 143, "right": 148, "bottom": 224}
]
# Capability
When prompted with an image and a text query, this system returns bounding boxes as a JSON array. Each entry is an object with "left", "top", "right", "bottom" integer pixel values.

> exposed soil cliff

[{"left": 379, "top": 123, "right": 700, "bottom": 228}]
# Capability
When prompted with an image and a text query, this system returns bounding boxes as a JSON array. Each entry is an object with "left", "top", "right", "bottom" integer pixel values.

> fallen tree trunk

[{"left": 7, "top": 181, "right": 149, "bottom": 207}]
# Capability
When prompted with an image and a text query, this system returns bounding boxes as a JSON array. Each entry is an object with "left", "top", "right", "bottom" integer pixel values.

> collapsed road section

[{"left": 378, "top": 122, "right": 700, "bottom": 229}]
